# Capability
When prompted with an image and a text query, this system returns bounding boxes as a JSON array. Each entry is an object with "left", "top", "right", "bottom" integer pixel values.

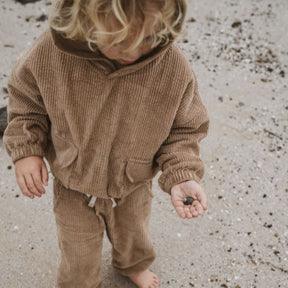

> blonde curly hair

[{"left": 49, "top": 0, "right": 187, "bottom": 53}]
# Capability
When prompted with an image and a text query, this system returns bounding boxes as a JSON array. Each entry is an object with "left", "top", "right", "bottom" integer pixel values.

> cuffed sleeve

[
  {"left": 3, "top": 59, "right": 50, "bottom": 164},
  {"left": 154, "top": 72, "right": 209, "bottom": 194}
]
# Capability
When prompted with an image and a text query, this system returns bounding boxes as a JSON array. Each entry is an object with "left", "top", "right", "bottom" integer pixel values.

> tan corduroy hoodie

[{"left": 3, "top": 27, "right": 209, "bottom": 199}]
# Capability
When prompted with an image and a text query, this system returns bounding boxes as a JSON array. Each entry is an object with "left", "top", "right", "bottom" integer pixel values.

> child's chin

[{"left": 118, "top": 59, "right": 137, "bottom": 64}]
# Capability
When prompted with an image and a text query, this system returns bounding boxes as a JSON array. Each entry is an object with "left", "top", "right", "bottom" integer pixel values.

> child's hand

[
  {"left": 170, "top": 180, "right": 208, "bottom": 219},
  {"left": 14, "top": 156, "right": 49, "bottom": 199}
]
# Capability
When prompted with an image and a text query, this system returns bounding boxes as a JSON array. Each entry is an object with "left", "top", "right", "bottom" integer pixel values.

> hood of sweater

[{"left": 50, "top": 27, "right": 175, "bottom": 76}]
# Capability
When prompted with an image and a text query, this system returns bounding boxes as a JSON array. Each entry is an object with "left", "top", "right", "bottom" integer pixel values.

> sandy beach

[{"left": 0, "top": 0, "right": 287, "bottom": 287}]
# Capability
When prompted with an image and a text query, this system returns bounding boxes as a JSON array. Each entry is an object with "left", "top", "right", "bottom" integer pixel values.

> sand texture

[{"left": 0, "top": 0, "right": 287, "bottom": 287}]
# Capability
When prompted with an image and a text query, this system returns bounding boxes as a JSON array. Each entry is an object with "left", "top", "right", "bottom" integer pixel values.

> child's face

[
  {"left": 98, "top": 36, "right": 154, "bottom": 65},
  {"left": 98, "top": 15, "right": 157, "bottom": 65}
]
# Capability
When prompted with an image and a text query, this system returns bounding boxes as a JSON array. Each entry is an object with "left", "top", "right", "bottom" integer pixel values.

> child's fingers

[
  {"left": 32, "top": 171, "right": 46, "bottom": 194},
  {"left": 190, "top": 205, "right": 200, "bottom": 217},
  {"left": 17, "top": 176, "right": 34, "bottom": 199},
  {"left": 196, "top": 187, "right": 208, "bottom": 210},
  {"left": 183, "top": 202, "right": 204, "bottom": 218},
  {"left": 194, "top": 201, "right": 204, "bottom": 215},
  {"left": 25, "top": 174, "right": 42, "bottom": 197},
  {"left": 175, "top": 206, "right": 186, "bottom": 218},
  {"left": 41, "top": 161, "right": 49, "bottom": 186},
  {"left": 184, "top": 206, "right": 194, "bottom": 218},
  {"left": 201, "top": 196, "right": 208, "bottom": 210}
]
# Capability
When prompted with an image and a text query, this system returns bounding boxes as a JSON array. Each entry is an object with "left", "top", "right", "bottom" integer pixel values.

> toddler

[{"left": 3, "top": 0, "right": 209, "bottom": 287}]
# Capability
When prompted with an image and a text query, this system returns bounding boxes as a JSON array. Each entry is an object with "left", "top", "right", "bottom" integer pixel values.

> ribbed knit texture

[
  {"left": 53, "top": 177, "right": 156, "bottom": 287},
  {"left": 3, "top": 28, "right": 209, "bottom": 197}
]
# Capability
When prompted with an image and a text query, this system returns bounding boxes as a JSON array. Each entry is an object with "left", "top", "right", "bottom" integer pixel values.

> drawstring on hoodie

[{"left": 86, "top": 194, "right": 117, "bottom": 208}]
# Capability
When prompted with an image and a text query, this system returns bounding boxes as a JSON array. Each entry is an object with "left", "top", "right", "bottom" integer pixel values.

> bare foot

[{"left": 127, "top": 269, "right": 159, "bottom": 288}]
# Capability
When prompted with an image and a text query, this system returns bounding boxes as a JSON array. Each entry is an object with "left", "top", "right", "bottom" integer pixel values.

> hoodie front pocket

[
  {"left": 125, "top": 159, "right": 154, "bottom": 184},
  {"left": 50, "top": 132, "right": 78, "bottom": 169},
  {"left": 122, "top": 159, "right": 155, "bottom": 198},
  {"left": 107, "top": 157, "right": 127, "bottom": 197}
]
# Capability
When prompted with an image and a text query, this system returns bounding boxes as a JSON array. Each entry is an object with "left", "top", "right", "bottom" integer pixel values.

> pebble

[
  {"left": 36, "top": 13, "right": 47, "bottom": 22},
  {"left": 15, "top": 0, "right": 41, "bottom": 4},
  {"left": 13, "top": 225, "right": 19, "bottom": 231},
  {"left": 0, "top": 106, "right": 8, "bottom": 136}
]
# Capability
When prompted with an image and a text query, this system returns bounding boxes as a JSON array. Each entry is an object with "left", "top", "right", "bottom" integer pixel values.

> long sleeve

[
  {"left": 3, "top": 59, "right": 50, "bottom": 164},
  {"left": 154, "top": 71, "right": 209, "bottom": 194}
]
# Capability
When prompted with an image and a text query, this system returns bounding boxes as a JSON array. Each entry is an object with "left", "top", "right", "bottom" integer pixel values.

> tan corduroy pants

[{"left": 52, "top": 177, "right": 156, "bottom": 288}]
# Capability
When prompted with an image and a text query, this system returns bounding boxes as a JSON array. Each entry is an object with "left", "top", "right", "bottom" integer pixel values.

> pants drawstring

[
  {"left": 86, "top": 194, "right": 97, "bottom": 208},
  {"left": 110, "top": 198, "right": 117, "bottom": 208},
  {"left": 85, "top": 194, "right": 117, "bottom": 208}
]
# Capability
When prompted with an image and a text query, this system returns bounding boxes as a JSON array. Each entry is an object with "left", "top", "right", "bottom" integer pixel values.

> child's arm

[
  {"left": 3, "top": 58, "right": 50, "bottom": 198},
  {"left": 154, "top": 71, "right": 209, "bottom": 218}
]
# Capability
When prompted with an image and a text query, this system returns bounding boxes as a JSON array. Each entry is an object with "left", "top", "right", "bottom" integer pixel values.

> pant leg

[
  {"left": 52, "top": 178, "right": 105, "bottom": 288},
  {"left": 105, "top": 182, "right": 156, "bottom": 276}
]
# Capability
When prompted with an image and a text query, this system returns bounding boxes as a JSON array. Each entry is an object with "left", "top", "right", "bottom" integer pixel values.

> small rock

[
  {"left": 36, "top": 14, "right": 47, "bottom": 22},
  {"left": 188, "top": 17, "right": 196, "bottom": 23},
  {"left": 0, "top": 106, "right": 8, "bottom": 136},
  {"left": 25, "top": 15, "right": 34, "bottom": 22},
  {"left": 279, "top": 70, "right": 285, "bottom": 77},
  {"left": 15, "top": 0, "right": 41, "bottom": 4},
  {"left": 231, "top": 20, "right": 242, "bottom": 28},
  {"left": 264, "top": 223, "right": 272, "bottom": 228},
  {"left": 267, "top": 67, "right": 274, "bottom": 72}
]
